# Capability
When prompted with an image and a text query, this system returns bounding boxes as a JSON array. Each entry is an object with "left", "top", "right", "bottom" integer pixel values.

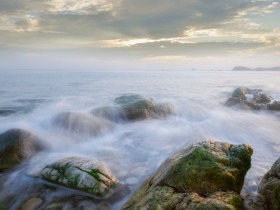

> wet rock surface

[
  {"left": 243, "top": 193, "right": 267, "bottom": 210},
  {"left": 39, "top": 156, "right": 123, "bottom": 199},
  {"left": 258, "top": 157, "right": 280, "bottom": 210},
  {"left": 225, "top": 87, "right": 279, "bottom": 111},
  {"left": 122, "top": 141, "right": 253, "bottom": 210},
  {"left": 52, "top": 112, "right": 114, "bottom": 136},
  {"left": 21, "top": 198, "right": 43, "bottom": 210},
  {"left": 92, "top": 95, "right": 174, "bottom": 122},
  {"left": 0, "top": 128, "right": 43, "bottom": 172},
  {"left": 268, "top": 101, "right": 280, "bottom": 111}
]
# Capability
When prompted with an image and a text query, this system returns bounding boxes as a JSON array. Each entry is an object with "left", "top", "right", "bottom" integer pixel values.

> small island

[{"left": 233, "top": 66, "right": 280, "bottom": 71}]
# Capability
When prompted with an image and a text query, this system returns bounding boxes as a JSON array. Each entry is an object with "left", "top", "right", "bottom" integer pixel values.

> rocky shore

[{"left": 1, "top": 93, "right": 280, "bottom": 209}]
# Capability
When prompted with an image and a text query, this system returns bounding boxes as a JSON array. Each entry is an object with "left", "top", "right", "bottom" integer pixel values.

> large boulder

[
  {"left": 122, "top": 141, "right": 253, "bottom": 209},
  {"left": 92, "top": 95, "right": 174, "bottom": 122},
  {"left": 0, "top": 129, "right": 43, "bottom": 172},
  {"left": 225, "top": 87, "right": 274, "bottom": 111},
  {"left": 258, "top": 158, "right": 280, "bottom": 210},
  {"left": 52, "top": 112, "right": 114, "bottom": 136},
  {"left": 40, "top": 156, "right": 123, "bottom": 198}
]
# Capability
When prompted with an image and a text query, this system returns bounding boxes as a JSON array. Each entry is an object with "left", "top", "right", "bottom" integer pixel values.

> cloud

[
  {"left": 47, "top": 0, "right": 118, "bottom": 15},
  {"left": 0, "top": 0, "right": 279, "bottom": 69}
]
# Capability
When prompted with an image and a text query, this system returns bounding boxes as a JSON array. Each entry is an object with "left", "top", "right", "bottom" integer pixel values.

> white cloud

[
  {"left": 0, "top": 14, "right": 39, "bottom": 32},
  {"left": 48, "top": 0, "right": 118, "bottom": 14}
]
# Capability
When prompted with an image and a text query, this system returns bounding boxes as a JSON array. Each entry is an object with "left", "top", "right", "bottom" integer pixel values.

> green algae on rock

[
  {"left": 0, "top": 128, "right": 43, "bottom": 172},
  {"left": 258, "top": 157, "right": 280, "bottom": 210},
  {"left": 40, "top": 157, "right": 122, "bottom": 198},
  {"left": 122, "top": 141, "right": 253, "bottom": 210}
]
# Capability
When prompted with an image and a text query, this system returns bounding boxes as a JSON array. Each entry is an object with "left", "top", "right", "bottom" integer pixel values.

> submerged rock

[
  {"left": 231, "top": 87, "right": 250, "bottom": 100},
  {"left": 91, "top": 106, "right": 125, "bottom": 122},
  {"left": 40, "top": 156, "right": 123, "bottom": 198},
  {"left": 258, "top": 158, "right": 280, "bottom": 210},
  {"left": 52, "top": 112, "right": 114, "bottom": 136},
  {"left": 0, "top": 129, "right": 43, "bottom": 172},
  {"left": 122, "top": 141, "right": 253, "bottom": 209},
  {"left": 253, "top": 93, "right": 272, "bottom": 104},
  {"left": 114, "top": 94, "right": 146, "bottom": 105},
  {"left": 93, "top": 95, "right": 174, "bottom": 122},
  {"left": 244, "top": 193, "right": 267, "bottom": 210},
  {"left": 21, "top": 198, "right": 42, "bottom": 210},
  {"left": 225, "top": 87, "right": 276, "bottom": 111},
  {"left": 122, "top": 98, "right": 155, "bottom": 121},
  {"left": 268, "top": 101, "right": 280, "bottom": 111}
]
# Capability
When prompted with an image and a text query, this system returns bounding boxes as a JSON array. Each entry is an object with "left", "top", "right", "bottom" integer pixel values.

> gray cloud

[{"left": 0, "top": 0, "right": 279, "bottom": 69}]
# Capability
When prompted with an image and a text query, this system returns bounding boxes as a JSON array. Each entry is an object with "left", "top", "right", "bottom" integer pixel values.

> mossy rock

[
  {"left": 0, "top": 129, "right": 43, "bottom": 172},
  {"left": 116, "top": 95, "right": 174, "bottom": 121},
  {"left": 40, "top": 157, "right": 123, "bottom": 198},
  {"left": 52, "top": 112, "right": 114, "bottom": 136},
  {"left": 158, "top": 141, "right": 252, "bottom": 195},
  {"left": 122, "top": 141, "right": 252, "bottom": 210},
  {"left": 258, "top": 158, "right": 280, "bottom": 210},
  {"left": 176, "top": 191, "right": 244, "bottom": 210},
  {"left": 122, "top": 99, "right": 155, "bottom": 121},
  {"left": 92, "top": 95, "right": 174, "bottom": 122}
]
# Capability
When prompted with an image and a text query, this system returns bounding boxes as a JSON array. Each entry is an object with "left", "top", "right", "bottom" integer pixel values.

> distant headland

[{"left": 233, "top": 66, "right": 280, "bottom": 71}]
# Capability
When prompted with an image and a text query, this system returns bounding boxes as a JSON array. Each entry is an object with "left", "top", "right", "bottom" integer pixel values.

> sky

[{"left": 0, "top": 0, "right": 279, "bottom": 70}]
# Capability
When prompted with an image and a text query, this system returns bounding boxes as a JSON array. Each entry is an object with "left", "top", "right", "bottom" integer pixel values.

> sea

[{"left": 0, "top": 69, "right": 280, "bottom": 209}]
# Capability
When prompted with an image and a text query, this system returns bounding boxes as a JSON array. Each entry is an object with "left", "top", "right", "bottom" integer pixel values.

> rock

[
  {"left": 92, "top": 95, "right": 174, "bottom": 122},
  {"left": 244, "top": 101, "right": 264, "bottom": 110},
  {"left": 253, "top": 93, "right": 272, "bottom": 104},
  {"left": 40, "top": 156, "right": 123, "bottom": 198},
  {"left": 52, "top": 112, "right": 114, "bottom": 136},
  {"left": 258, "top": 157, "right": 280, "bottom": 209},
  {"left": 225, "top": 97, "right": 243, "bottom": 107},
  {"left": 177, "top": 191, "right": 244, "bottom": 210},
  {"left": 232, "top": 87, "right": 250, "bottom": 100},
  {"left": 153, "top": 103, "right": 174, "bottom": 118},
  {"left": 225, "top": 87, "right": 275, "bottom": 111},
  {"left": 21, "top": 198, "right": 42, "bottom": 210},
  {"left": 45, "top": 202, "right": 65, "bottom": 210},
  {"left": 114, "top": 94, "right": 146, "bottom": 105},
  {"left": 122, "top": 99, "right": 156, "bottom": 121},
  {"left": 91, "top": 106, "right": 126, "bottom": 122},
  {"left": 268, "top": 101, "right": 280, "bottom": 111},
  {"left": 0, "top": 129, "right": 43, "bottom": 172},
  {"left": 244, "top": 193, "right": 267, "bottom": 210},
  {"left": 116, "top": 95, "right": 174, "bottom": 121},
  {"left": 122, "top": 141, "right": 253, "bottom": 209}
]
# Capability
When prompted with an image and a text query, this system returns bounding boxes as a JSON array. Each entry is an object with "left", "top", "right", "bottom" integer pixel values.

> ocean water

[{"left": 0, "top": 70, "right": 280, "bottom": 209}]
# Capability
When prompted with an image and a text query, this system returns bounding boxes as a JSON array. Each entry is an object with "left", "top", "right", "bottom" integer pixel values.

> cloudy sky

[{"left": 0, "top": 0, "right": 279, "bottom": 70}]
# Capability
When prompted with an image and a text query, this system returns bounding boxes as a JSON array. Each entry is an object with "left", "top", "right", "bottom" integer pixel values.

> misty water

[{"left": 0, "top": 70, "right": 280, "bottom": 209}]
